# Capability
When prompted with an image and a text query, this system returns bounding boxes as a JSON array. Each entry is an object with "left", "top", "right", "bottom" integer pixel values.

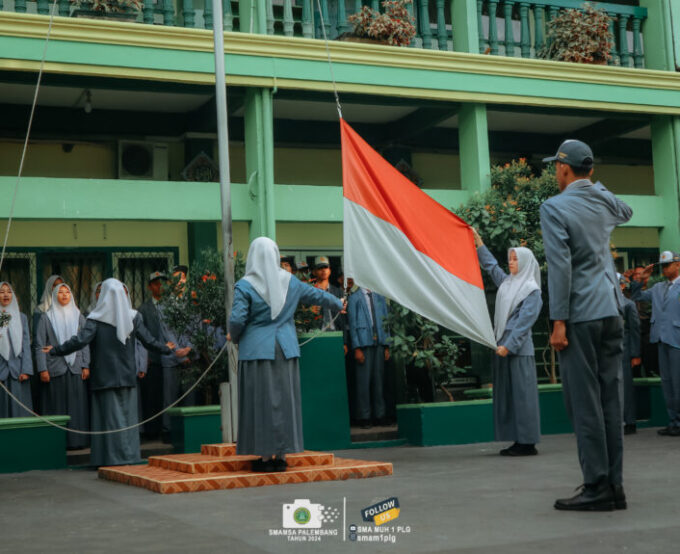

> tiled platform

[{"left": 98, "top": 443, "right": 393, "bottom": 494}]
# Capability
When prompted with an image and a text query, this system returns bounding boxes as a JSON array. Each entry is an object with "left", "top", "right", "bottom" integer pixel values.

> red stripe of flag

[{"left": 341, "top": 118, "right": 483, "bottom": 289}]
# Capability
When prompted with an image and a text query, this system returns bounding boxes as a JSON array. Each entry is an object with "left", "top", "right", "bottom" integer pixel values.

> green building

[{"left": 0, "top": 0, "right": 678, "bottom": 325}]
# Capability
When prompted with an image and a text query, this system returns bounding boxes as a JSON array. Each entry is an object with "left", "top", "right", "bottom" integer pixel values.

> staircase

[{"left": 98, "top": 443, "right": 393, "bottom": 494}]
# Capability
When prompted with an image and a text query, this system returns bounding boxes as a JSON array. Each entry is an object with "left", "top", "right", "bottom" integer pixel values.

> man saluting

[{"left": 540, "top": 139, "right": 632, "bottom": 511}]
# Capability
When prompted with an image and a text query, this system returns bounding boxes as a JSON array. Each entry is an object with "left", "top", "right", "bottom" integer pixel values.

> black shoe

[
  {"left": 612, "top": 484, "right": 627, "bottom": 510},
  {"left": 554, "top": 481, "right": 615, "bottom": 511},
  {"left": 624, "top": 424, "right": 637, "bottom": 435},
  {"left": 272, "top": 458, "right": 288, "bottom": 472},
  {"left": 657, "top": 426, "right": 680, "bottom": 436},
  {"left": 500, "top": 443, "right": 537, "bottom": 456},
  {"left": 359, "top": 420, "right": 372, "bottom": 429},
  {"left": 251, "top": 458, "right": 274, "bottom": 472}
]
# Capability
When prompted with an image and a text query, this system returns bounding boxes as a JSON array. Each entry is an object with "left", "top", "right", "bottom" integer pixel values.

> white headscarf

[
  {"left": 87, "top": 278, "right": 136, "bottom": 344},
  {"left": 494, "top": 247, "right": 541, "bottom": 342},
  {"left": 47, "top": 284, "right": 81, "bottom": 367},
  {"left": 0, "top": 282, "right": 23, "bottom": 362},
  {"left": 86, "top": 281, "right": 102, "bottom": 315},
  {"left": 243, "top": 237, "right": 292, "bottom": 320},
  {"left": 37, "top": 275, "right": 64, "bottom": 313}
]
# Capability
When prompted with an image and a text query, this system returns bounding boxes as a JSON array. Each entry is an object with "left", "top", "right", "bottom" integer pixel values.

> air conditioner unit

[{"left": 118, "top": 141, "right": 169, "bottom": 180}]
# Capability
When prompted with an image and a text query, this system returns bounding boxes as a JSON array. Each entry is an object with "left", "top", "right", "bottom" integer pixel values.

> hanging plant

[
  {"left": 70, "top": 0, "right": 143, "bottom": 15},
  {"left": 538, "top": 3, "right": 614, "bottom": 65},
  {"left": 345, "top": 0, "right": 416, "bottom": 47}
]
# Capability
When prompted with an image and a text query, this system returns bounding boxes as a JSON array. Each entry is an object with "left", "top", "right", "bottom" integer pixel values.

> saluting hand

[
  {"left": 642, "top": 264, "right": 655, "bottom": 280},
  {"left": 550, "top": 321, "right": 569, "bottom": 352}
]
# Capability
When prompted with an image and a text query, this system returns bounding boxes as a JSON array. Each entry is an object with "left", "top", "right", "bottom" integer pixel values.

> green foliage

[
  {"left": 160, "top": 249, "right": 245, "bottom": 401},
  {"left": 538, "top": 3, "right": 614, "bottom": 64},
  {"left": 384, "top": 302, "right": 465, "bottom": 394},
  {"left": 454, "top": 158, "right": 559, "bottom": 272}
]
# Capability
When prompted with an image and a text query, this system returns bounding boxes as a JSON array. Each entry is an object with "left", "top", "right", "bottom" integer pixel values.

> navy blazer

[
  {"left": 0, "top": 313, "right": 33, "bottom": 381},
  {"left": 630, "top": 279, "right": 680, "bottom": 348},
  {"left": 35, "top": 313, "right": 90, "bottom": 376},
  {"left": 540, "top": 180, "right": 632, "bottom": 322},
  {"left": 477, "top": 246, "right": 542, "bottom": 356},
  {"left": 229, "top": 277, "right": 343, "bottom": 361},
  {"left": 347, "top": 288, "right": 390, "bottom": 349},
  {"left": 621, "top": 297, "right": 641, "bottom": 360}
]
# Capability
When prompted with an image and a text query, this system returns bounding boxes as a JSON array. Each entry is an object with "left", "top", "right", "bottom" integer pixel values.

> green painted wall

[
  {"left": 276, "top": 223, "right": 343, "bottom": 248},
  {"left": 611, "top": 227, "right": 659, "bottom": 248},
  {"left": 594, "top": 164, "right": 655, "bottom": 195}
]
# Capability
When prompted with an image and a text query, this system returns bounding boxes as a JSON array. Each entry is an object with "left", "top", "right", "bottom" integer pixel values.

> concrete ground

[{"left": 2, "top": 428, "right": 680, "bottom": 554}]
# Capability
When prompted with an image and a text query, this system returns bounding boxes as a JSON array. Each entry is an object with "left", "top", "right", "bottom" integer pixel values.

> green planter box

[
  {"left": 0, "top": 416, "right": 70, "bottom": 473},
  {"left": 403, "top": 378, "right": 668, "bottom": 446},
  {"left": 169, "top": 406, "right": 222, "bottom": 454},
  {"left": 299, "top": 331, "right": 352, "bottom": 450}
]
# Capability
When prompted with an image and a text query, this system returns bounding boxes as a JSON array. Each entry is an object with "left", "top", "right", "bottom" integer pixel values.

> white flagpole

[{"left": 212, "top": 0, "right": 239, "bottom": 442}]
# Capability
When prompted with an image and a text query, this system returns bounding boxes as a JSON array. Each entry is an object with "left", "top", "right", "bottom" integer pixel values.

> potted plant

[
  {"left": 71, "top": 0, "right": 144, "bottom": 22},
  {"left": 341, "top": 0, "right": 416, "bottom": 47},
  {"left": 384, "top": 303, "right": 466, "bottom": 403},
  {"left": 538, "top": 2, "right": 614, "bottom": 65}
]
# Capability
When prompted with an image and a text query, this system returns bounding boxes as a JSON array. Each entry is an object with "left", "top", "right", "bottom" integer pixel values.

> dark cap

[
  {"left": 172, "top": 265, "right": 188, "bottom": 275},
  {"left": 543, "top": 139, "right": 594, "bottom": 169}
]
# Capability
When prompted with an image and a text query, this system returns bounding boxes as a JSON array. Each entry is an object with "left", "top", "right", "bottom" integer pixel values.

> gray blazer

[
  {"left": 0, "top": 313, "right": 33, "bottom": 381},
  {"left": 35, "top": 313, "right": 90, "bottom": 376},
  {"left": 477, "top": 245, "right": 542, "bottom": 356},
  {"left": 630, "top": 279, "right": 680, "bottom": 348},
  {"left": 539, "top": 180, "right": 632, "bottom": 322}
]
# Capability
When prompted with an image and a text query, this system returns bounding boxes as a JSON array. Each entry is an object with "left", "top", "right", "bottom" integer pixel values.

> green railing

[
  {"left": 476, "top": 0, "right": 647, "bottom": 68},
  {"left": 2, "top": 0, "right": 647, "bottom": 67}
]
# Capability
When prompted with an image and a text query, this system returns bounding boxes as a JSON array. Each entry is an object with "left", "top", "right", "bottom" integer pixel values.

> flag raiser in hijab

[
  {"left": 87, "top": 278, "right": 136, "bottom": 344},
  {"left": 243, "top": 237, "right": 292, "bottom": 320},
  {"left": 0, "top": 281, "right": 23, "bottom": 362},
  {"left": 493, "top": 247, "right": 541, "bottom": 343},
  {"left": 37, "top": 274, "right": 64, "bottom": 313},
  {"left": 47, "top": 283, "right": 81, "bottom": 367}
]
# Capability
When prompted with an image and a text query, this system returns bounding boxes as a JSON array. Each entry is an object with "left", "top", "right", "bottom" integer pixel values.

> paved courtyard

[{"left": 2, "top": 428, "right": 680, "bottom": 553}]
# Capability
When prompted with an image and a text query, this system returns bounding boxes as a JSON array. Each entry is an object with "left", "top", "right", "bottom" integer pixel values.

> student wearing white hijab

[
  {"left": 32, "top": 274, "right": 65, "bottom": 334},
  {"left": 35, "top": 284, "right": 91, "bottom": 449},
  {"left": 43, "top": 278, "right": 186, "bottom": 467},
  {"left": 229, "top": 237, "right": 345, "bottom": 472},
  {"left": 473, "top": 230, "right": 543, "bottom": 457},
  {"left": 0, "top": 281, "right": 33, "bottom": 417}
]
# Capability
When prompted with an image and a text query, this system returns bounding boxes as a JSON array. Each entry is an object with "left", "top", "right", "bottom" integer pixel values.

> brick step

[
  {"left": 99, "top": 456, "right": 393, "bottom": 494},
  {"left": 200, "top": 443, "right": 237, "bottom": 457},
  {"left": 148, "top": 451, "right": 335, "bottom": 474}
]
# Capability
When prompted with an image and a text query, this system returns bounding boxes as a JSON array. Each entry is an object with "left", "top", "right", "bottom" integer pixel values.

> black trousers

[{"left": 559, "top": 316, "right": 624, "bottom": 486}]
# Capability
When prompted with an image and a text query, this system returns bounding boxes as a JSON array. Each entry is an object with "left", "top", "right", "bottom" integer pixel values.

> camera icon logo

[{"left": 282, "top": 499, "right": 323, "bottom": 528}]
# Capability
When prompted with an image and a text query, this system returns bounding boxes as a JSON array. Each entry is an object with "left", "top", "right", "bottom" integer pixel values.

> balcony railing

[{"left": 1, "top": 0, "right": 647, "bottom": 67}]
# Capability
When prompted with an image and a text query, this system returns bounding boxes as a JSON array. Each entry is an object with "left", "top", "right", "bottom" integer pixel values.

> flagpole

[{"left": 212, "top": 0, "right": 239, "bottom": 442}]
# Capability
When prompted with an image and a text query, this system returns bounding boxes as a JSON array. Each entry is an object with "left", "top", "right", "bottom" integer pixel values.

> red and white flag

[{"left": 341, "top": 119, "right": 496, "bottom": 349}]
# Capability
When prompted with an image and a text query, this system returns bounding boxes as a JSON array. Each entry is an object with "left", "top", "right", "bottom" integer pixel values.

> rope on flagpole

[
  {"left": 0, "top": 0, "right": 59, "bottom": 274},
  {"left": 0, "top": 342, "right": 228, "bottom": 435},
  {"left": 314, "top": 0, "right": 344, "bottom": 120}
]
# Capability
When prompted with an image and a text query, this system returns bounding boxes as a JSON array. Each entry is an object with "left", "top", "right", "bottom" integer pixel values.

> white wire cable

[
  {"left": 0, "top": 0, "right": 59, "bottom": 274},
  {"left": 314, "top": 0, "right": 344, "bottom": 120},
  {"left": 0, "top": 342, "right": 228, "bottom": 435}
]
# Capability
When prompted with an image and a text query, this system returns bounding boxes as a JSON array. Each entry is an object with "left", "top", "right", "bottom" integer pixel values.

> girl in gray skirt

[{"left": 229, "top": 237, "right": 344, "bottom": 472}]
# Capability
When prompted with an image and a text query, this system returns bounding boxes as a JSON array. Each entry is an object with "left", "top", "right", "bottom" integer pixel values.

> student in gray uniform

[
  {"left": 35, "top": 283, "right": 91, "bottom": 449},
  {"left": 618, "top": 274, "right": 641, "bottom": 435},
  {"left": 347, "top": 285, "right": 390, "bottom": 429},
  {"left": 44, "top": 279, "right": 186, "bottom": 467},
  {"left": 32, "top": 274, "right": 64, "bottom": 335},
  {"left": 229, "top": 237, "right": 344, "bottom": 473},
  {"left": 473, "top": 230, "right": 542, "bottom": 456},
  {"left": 631, "top": 251, "right": 680, "bottom": 436},
  {"left": 0, "top": 282, "right": 33, "bottom": 417},
  {"left": 541, "top": 139, "right": 632, "bottom": 511}
]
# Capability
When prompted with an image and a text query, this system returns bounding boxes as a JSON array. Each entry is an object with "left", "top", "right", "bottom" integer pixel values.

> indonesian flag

[{"left": 341, "top": 119, "right": 496, "bottom": 349}]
